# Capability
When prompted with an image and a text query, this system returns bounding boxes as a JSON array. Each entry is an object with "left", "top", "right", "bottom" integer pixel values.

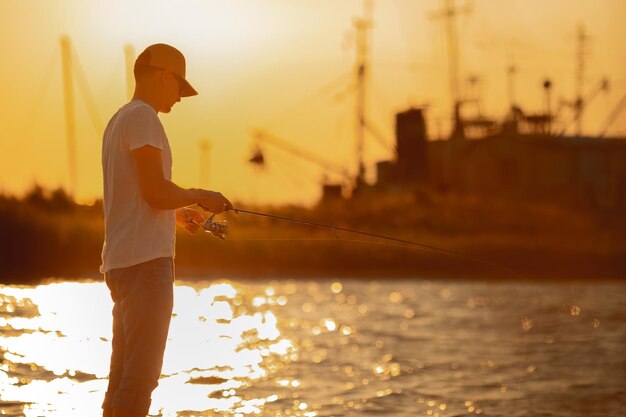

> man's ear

[
  {"left": 150, "top": 69, "right": 166, "bottom": 88},
  {"left": 159, "top": 70, "right": 168, "bottom": 86}
]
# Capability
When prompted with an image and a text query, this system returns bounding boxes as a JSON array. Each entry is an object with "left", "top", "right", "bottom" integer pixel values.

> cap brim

[{"left": 180, "top": 78, "right": 198, "bottom": 97}]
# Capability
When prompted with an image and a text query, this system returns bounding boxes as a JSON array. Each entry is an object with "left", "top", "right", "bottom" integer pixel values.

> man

[{"left": 100, "top": 43, "right": 232, "bottom": 417}]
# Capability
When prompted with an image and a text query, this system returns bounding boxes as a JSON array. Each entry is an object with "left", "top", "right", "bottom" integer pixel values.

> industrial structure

[
  {"left": 247, "top": 1, "right": 626, "bottom": 214},
  {"left": 365, "top": 4, "right": 626, "bottom": 214},
  {"left": 371, "top": 106, "right": 626, "bottom": 214}
]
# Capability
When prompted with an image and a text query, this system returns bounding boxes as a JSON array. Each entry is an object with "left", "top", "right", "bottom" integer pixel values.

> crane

[{"left": 248, "top": 129, "right": 352, "bottom": 192}]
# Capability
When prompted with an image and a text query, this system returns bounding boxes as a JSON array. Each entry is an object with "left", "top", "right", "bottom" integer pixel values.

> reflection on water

[{"left": 0, "top": 279, "right": 625, "bottom": 416}]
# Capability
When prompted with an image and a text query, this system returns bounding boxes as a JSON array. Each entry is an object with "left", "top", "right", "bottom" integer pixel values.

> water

[{"left": 0, "top": 279, "right": 624, "bottom": 417}]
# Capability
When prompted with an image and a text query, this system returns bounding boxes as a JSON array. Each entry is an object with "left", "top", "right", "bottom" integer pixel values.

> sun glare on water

[
  {"left": 0, "top": 281, "right": 297, "bottom": 417},
  {"left": 2, "top": 278, "right": 624, "bottom": 417}
]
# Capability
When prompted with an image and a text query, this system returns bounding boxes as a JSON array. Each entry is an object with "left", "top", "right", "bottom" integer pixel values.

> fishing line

[
  {"left": 221, "top": 207, "right": 523, "bottom": 279},
  {"left": 229, "top": 235, "right": 430, "bottom": 252}
]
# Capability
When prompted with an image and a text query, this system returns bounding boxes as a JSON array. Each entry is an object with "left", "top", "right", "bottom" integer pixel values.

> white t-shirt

[{"left": 100, "top": 99, "right": 175, "bottom": 273}]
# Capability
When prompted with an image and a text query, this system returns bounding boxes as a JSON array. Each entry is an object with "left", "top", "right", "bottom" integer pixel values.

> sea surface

[{"left": 0, "top": 278, "right": 624, "bottom": 417}]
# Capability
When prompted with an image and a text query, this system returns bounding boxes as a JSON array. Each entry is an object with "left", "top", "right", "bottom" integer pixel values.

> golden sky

[{"left": 1, "top": 0, "right": 625, "bottom": 205}]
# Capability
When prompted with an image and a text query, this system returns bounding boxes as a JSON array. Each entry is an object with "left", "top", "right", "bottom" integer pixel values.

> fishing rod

[{"left": 197, "top": 207, "right": 522, "bottom": 279}]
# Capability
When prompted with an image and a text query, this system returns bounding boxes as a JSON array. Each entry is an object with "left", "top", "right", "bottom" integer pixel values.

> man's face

[{"left": 158, "top": 70, "right": 182, "bottom": 113}]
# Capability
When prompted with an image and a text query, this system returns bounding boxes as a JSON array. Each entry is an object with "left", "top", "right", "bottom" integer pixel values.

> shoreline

[
  {"left": 4, "top": 249, "right": 623, "bottom": 285},
  {"left": 2, "top": 189, "right": 624, "bottom": 284}
]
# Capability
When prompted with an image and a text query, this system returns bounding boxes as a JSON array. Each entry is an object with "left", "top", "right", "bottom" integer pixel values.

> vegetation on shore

[{"left": 0, "top": 186, "right": 623, "bottom": 283}]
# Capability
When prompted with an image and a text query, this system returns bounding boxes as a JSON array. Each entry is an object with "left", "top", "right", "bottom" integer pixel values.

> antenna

[
  {"left": 59, "top": 35, "right": 77, "bottom": 198},
  {"left": 574, "top": 23, "right": 589, "bottom": 136}
]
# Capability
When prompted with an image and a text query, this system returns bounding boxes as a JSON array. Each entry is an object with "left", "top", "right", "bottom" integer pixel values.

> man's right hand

[{"left": 195, "top": 190, "right": 233, "bottom": 214}]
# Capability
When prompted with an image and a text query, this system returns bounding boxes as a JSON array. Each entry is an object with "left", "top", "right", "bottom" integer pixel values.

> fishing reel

[{"left": 203, "top": 213, "right": 228, "bottom": 240}]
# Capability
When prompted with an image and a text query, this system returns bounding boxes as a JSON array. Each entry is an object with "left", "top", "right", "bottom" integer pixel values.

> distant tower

[
  {"left": 59, "top": 35, "right": 77, "bottom": 198},
  {"left": 124, "top": 44, "right": 136, "bottom": 100},
  {"left": 199, "top": 140, "right": 211, "bottom": 188}
]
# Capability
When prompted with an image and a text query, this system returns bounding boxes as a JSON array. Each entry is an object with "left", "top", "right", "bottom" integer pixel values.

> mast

[
  {"left": 430, "top": 0, "right": 472, "bottom": 138},
  {"left": 59, "top": 35, "right": 77, "bottom": 198},
  {"left": 353, "top": 0, "right": 373, "bottom": 185}
]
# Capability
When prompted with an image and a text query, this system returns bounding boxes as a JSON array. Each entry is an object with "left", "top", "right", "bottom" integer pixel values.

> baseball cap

[{"left": 135, "top": 43, "right": 198, "bottom": 97}]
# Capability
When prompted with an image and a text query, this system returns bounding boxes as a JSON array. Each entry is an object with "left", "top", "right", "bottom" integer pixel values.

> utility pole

[
  {"left": 124, "top": 44, "right": 136, "bottom": 100},
  {"left": 353, "top": 0, "right": 373, "bottom": 186},
  {"left": 199, "top": 140, "right": 211, "bottom": 188},
  {"left": 574, "top": 23, "right": 589, "bottom": 136},
  {"left": 430, "top": 0, "right": 472, "bottom": 114},
  {"left": 59, "top": 35, "right": 77, "bottom": 198},
  {"left": 465, "top": 75, "right": 482, "bottom": 115}
]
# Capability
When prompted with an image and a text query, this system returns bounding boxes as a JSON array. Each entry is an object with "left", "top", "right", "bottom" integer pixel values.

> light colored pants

[{"left": 102, "top": 257, "right": 174, "bottom": 415}]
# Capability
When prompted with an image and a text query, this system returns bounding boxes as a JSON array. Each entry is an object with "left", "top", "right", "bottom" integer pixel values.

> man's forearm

[{"left": 145, "top": 180, "right": 200, "bottom": 210}]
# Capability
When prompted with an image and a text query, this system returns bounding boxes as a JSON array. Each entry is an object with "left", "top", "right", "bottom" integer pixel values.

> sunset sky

[{"left": 1, "top": 0, "right": 625, "bottom": 205}]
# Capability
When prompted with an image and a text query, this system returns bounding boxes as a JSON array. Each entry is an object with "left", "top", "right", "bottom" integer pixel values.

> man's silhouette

[{"left": 100, "top": 43, "right": 231, "bottom": 417}]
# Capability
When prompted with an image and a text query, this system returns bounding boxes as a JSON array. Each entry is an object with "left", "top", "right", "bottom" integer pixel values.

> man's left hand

[{"left": 176, "top": 207, "right": 205, "bottom": 234}]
